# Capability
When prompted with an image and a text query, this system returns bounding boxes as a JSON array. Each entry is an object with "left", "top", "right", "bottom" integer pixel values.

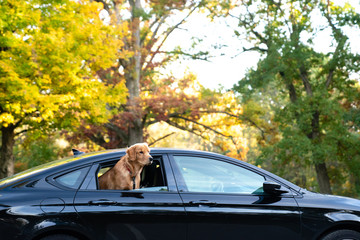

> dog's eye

[{"left": 139, "top": 151, "right": 144, "bottom": 154}]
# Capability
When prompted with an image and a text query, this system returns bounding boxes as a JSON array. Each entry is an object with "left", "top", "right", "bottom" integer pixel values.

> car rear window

[{"left": 0, "top": 151, "right": 114, "bottom": 188}]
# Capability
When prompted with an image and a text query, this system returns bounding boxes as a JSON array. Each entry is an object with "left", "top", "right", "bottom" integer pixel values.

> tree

[
  {"left": 232, "top": 0, "right": 360, "bottom": 194},
  {"left": 53, "top": 0, "right": 267, "bottom": 164},
  {"left": 71, "top": 71, "right": 251, "bottom": 160},
  {"left": 75, "top": 0, "right": 221, "bottom": 147},
  {"left": 0, "top": 0, "right": 127, "bottom": 178},
  {"left": 144, "top": 77, "right": 250, "bottom": 160}
]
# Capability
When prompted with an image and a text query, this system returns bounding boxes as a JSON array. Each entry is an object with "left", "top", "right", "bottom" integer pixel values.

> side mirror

[{"left": 263, "top": 181, "right": 288, "bottom": 195}]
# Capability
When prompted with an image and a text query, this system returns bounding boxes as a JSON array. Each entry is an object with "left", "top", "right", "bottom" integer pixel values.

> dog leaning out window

[{"left": 97, "top": 158, "right": 168, "bottom": 191}]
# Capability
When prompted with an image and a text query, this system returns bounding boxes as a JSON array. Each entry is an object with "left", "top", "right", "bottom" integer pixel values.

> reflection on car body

[{"left": 0, "top": 148, "right": 359, "bottom": 240}]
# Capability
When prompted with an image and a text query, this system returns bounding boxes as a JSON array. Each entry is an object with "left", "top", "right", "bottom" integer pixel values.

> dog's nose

[{"left": 149, "top": 156, "right": 153, "bottom": 164}]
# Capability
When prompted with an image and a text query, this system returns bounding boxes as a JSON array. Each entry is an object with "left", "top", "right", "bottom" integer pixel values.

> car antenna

[{"left": 72, "top": 148, "right": 84, "bottom": 156}]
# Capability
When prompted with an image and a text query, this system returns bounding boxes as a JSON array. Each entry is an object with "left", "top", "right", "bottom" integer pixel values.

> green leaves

[{"left": 232, "top": 0, "right": 360, "bottom": 196}]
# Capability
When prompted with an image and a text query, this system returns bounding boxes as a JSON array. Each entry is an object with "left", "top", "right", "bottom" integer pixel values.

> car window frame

[
  {"left": 79, "top": 153, "right": 179, "bottom": 193},
  {"left": 46, "top": 164, "right": 92, "bottom": 191},
  {"left": 168, "top": 153, "right": 296, "bottom": 197}
]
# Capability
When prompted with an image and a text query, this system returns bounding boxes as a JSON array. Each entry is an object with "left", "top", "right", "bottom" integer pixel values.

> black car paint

[
  {"left": 167, "top": 153, "right": 302, "bottom": 240},
  {"left": 296, "top": 191, "right": 360, "bottom": 239},
  {"left": 74, "top": 153, "right": 187, "bottom": 240},
  {"left": 0, "top": 148, "right": 358, "bottom": 240}
]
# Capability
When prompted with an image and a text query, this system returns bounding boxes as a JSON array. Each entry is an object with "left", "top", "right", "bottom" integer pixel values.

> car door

[
  {"left": 169, "top": 154, "right": 301, "bottom": 240},
  {"left": 74, "top": 154, "right": 186, "bottom": 240}
]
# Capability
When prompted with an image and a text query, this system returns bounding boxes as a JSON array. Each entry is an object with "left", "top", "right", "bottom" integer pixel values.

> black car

[{"left": 0, "top": 148, "right": 360, "bottom": 240}]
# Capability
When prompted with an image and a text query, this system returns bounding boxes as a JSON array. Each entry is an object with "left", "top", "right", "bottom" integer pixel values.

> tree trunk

[
  {"left": 295, "top": 64, "right": 333, "bottom": 194},
  {"left": 0, "top": 125, "right": 15, "bottom": 179},
  {"left": 310, "top": 111, "right": 332, "bottom": 194},
  {"left": 126, "top": 0, "right": 143, "bottom": 146},
  {"left": 125, "top": 69, "right": 144, "bottom": 145},
  {"left": 128, "top": 119, "right": 143, "bottom": 145},
  {"left": 315, "top": 162, "right": 332, "bottom": 194}
]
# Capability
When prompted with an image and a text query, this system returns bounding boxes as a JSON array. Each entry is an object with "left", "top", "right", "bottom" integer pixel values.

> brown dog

[{"left": 98, "top": 143, "right": 153, "bottom": 190}]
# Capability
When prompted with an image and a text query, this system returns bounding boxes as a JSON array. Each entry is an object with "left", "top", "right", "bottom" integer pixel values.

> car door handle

[
  {"left": 88, "top": 199, "right": 117, "bottom": 206},
  {"left": 189, "top": 200, "right": 217, "bottom": 207}
]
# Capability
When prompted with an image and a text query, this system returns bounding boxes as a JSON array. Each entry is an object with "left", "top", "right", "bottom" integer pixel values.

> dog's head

[{"left": 126, "top": 143, "right": 153, "bottom": 166}]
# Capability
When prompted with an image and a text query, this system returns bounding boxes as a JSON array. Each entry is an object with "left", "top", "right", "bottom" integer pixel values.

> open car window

[
  {"left": 173, "top": 156, "right": 265, "bottom": 194},
  {"left": 95, "top": 157, "right": 168, "bottom": 192}
]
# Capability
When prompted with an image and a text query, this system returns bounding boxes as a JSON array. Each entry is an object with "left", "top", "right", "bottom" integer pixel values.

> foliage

[
  {"left": 68, "top": 71, "right": 249, "bottom": 161},
  {"left": 144, "top": 76, "right": 249, "bottom": 160},
  {"left": 0, "top": 0, "right": 127, "bottom": 178},
  {"left": 232, "top": 0, "right": 360, "bottom": 196},
  {"left": 14, "top": 133, "right": 69, "bottom": 173},
  {"left": 65, "top": 0, "right": 250, "bottom": 159},
  {"left": 3, "top": 0, "right": 360, "bottom": 200},
  {"left": 1, "top": 0, "right": 126, "bottom": 128},
  {"left": 92, "top": 0, "right": 212, "bottom": 145}
]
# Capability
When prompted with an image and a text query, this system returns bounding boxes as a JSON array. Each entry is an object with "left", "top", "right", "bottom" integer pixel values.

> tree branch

[
  {"left": 148, "top": 132, "right": 176, "bottom": 146},
  {"left": 165, "top": 120, "right": 204, "bottom": 138},
  {"left": 170, "top": 115, "right": 232, "bottom": 139},
  {"left": 280, "top": 71, "right": 298, "bottom": 103},
  {"left": 197, "top": 110, "right": 266, "bottom": 140},
  {"left": 143, "top": 3, "right": 198, "bottom": 72},
  {"left": 299, "top": 65, "right": 313, "bottom": 97},
  {"left": 241, "top": 46, "right": 268, "bottom": 53},
  {"left": 144, "top": 15, "right": 167, "bottom": 48},
  {"left": 323, "top": 0, "right": 348, "bottom": 89}
]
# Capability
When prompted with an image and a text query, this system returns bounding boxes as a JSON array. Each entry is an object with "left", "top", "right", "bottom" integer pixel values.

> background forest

[{"left": 1, "top": 0, "right": 360, "bottom": 198}]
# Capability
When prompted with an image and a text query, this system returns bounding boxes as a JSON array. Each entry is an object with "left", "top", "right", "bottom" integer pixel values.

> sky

[
  {"left": 164, "top": 13, "right": 257, "bottom": 90},
  {"left": 164, "top": 1, "right": 360, "bottom": 90}
]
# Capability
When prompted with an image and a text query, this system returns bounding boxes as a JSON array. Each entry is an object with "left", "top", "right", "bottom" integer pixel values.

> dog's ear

[{"left": 126, "top": 146, "right": 136, "bottom": 161}]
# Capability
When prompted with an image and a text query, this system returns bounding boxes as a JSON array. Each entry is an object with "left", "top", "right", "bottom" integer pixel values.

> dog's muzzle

[{"left": 148, "top": 156, "right": 153, "bottom": 165}]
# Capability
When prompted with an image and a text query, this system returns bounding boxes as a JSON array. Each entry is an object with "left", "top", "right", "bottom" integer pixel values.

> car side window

[
  {"left": 173, "top": 156, "right": 265, "bottom": 194},
  {"left": 96, "top": 158, "right": 168, "bottom": 191},
  {"left": 54, "top": 167, "right": 90, "bottom": 189}
]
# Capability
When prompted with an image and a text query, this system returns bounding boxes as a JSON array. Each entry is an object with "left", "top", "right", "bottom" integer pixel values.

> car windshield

[{"left": 0, "top": 151, "right": 109, "bottom": 187}]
